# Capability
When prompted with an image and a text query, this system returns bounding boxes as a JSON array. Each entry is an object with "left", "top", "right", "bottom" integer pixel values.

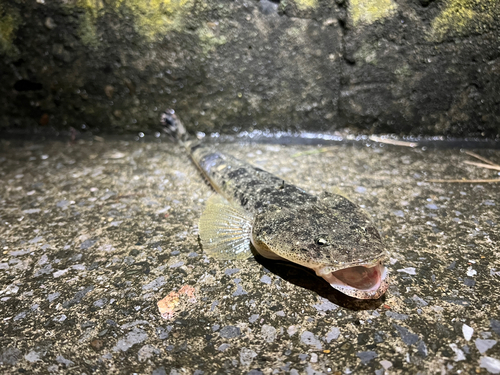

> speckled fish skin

[
  {"left": 191, "top": 143, "right": 317, "bottom": 213},
  {"left": 161, "top": 111, "right": 388, "bottom": 299},
  {"left": 189, "top": 142, "right": 388, "bottom": 299}
]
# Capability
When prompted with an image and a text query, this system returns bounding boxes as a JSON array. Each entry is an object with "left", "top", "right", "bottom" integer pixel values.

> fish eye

[{"left": 315, "top": 238, "right": 328, "bottom": 246}]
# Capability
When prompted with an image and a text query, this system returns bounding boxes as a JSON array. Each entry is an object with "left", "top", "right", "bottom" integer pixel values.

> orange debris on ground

[{"left": 157, "top": 285, "right": 197, "bottom": 320}]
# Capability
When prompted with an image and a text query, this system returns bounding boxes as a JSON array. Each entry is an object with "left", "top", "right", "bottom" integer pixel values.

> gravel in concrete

[{"left": 0, "top": 137, "right": 499, "bottom": 373}]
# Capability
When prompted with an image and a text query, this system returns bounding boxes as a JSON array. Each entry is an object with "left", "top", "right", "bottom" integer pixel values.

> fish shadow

[{"left": 251, "top": 250, "right": 385, "bottom": 311}]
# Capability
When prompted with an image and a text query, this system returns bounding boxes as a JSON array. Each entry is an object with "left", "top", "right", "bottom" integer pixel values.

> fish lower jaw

[{"left": 318, "top": 262, "right": 389, "bottom": 299}]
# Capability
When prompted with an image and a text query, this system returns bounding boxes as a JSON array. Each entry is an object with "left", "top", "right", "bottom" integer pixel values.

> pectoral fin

[{"left": 199, "top": 194, "right": 253, "bottom": 260}]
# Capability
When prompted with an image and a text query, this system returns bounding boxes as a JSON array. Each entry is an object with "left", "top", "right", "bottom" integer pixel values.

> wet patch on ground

[{"left": 0, "top": 138, "right": 499, "bottom": 374}]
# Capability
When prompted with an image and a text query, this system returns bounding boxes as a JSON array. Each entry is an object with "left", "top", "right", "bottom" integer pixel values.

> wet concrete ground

[{"left": 0, "top": 137, "right": 499, "bottom": 374}]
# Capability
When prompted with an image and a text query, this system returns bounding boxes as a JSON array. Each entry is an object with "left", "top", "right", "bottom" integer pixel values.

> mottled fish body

[
  {"left": 162, "top": 111, "right": 389, "bottom": 299},
  {"left": 192, "top": 143, "right": 317, "bottom": 214}
]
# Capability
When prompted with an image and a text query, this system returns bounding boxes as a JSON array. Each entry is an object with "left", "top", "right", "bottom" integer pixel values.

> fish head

[{"left": 252, "top": 193, "right": 389, "bottom": 299}]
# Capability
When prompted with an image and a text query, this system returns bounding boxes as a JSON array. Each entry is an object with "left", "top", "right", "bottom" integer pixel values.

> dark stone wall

[{"left": 1, "top": 0, "right": 499, "bottom": 136}]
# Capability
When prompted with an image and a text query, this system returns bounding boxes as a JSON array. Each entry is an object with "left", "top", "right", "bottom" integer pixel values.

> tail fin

[{"left": 160, "top": 109, "right": 187, "bottom": 143}]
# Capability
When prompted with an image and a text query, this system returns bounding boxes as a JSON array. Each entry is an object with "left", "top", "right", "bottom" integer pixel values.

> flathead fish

[{"left": 161, "top": 110, "right": 389, "bottom": 299}]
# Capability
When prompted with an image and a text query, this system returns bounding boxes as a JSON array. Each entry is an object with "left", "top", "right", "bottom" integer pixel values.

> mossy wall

[{"left": 1, "top": 0, "right": 499, "bottom": 136}]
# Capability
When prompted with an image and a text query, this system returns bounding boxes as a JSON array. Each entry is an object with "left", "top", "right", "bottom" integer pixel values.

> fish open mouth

[{"left": 317, "top": 262, "right": 389, "bottom": 299}]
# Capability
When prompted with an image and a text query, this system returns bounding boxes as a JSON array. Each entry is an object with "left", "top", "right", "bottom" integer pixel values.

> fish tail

[{"left": 160, "top": 109, "right": 188, "bottom": 144}]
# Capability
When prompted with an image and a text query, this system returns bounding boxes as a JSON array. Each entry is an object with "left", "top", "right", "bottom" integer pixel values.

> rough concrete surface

[
  {"left": 1, "top": 0, "right": 499, "bottom": 136},
  {"left": 0, "top": 136, "right": 499, "bottom": 374}
]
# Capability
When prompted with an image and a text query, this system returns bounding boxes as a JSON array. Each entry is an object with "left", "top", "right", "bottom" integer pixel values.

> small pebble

[
  {"left": 90, "top": 338, "right": 104, "bottom": 352},
  {"left": 463, "top": 324, "right": 474, "bottom": 341}
]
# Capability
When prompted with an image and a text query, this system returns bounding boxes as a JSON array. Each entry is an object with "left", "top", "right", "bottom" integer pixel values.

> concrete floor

[{"left": 0, "top": 136, "right": 499, "bottom": 374}]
